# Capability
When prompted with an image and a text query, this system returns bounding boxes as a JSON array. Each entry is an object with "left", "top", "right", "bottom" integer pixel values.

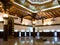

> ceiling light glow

[{"left": 3, "top": 14, "right": 8, "bottom": 17}]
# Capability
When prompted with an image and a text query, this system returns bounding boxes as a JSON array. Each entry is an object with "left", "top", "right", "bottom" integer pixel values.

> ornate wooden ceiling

[
  {"left": 26, "top": 0, "right": 53, "bottom": 6},
  {"left": 40, "top": 8, "right": 60, "bottom": 18},
  {"left": 9, "top": 5, "right": 60, "bottom": 20},
  {"left": 0, "top": 0, "right": 60, "bottom": 20}
]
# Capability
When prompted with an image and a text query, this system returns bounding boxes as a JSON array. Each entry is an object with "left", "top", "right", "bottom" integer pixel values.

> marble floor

[{"left": 0, "top": 37, "right": 60, "bottom": 45}]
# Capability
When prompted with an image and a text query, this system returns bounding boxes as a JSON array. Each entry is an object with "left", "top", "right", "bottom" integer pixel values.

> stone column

[
  {"left": 3, "top": 17, "right": 8, "bottom": 41},
  {"left": 33, "top": 25, "right": 35, "bottom": 38},
  {"left": 8, "top": 17, "right": 14, "bottom": 36}
]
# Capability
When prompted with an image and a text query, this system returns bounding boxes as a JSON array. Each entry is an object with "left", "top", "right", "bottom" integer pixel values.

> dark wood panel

[
  {"left": 31, "top": 32, "right": 37, "bottom": 37},
  {"left": 0, "top": 32, "right": 4, "bottom": 38},
  {"left": 40, "top": 32, "right": 54, "bottom": 37},
  {"left": 14, "top": 32, "right": 19, "bottom": 37},
  {"left": 26, "top": 32, "right": 29, "bottom": 36},
  {"left": 21, "top": 32, "right": 25, "bottom": 37},
  {"left": 35, "top": 32, "right": 37, "bottom": 36},
  {"left": 57, "top": 32, "right": 60, "bottom": 37}
]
